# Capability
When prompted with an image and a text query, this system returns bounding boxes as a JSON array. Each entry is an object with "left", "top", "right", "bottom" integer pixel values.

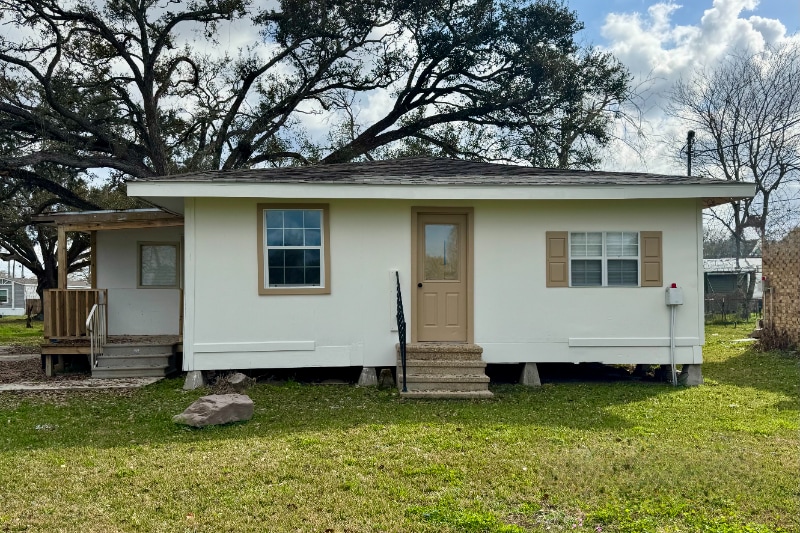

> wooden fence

[{"left": 763, "top": 229, "right": 800, "bottom": 349}]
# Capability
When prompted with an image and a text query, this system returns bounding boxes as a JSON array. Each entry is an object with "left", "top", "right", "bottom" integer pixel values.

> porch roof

[
  {"left": 31, "top": 208, "right": 183, "bottom": 231},
  {"left": 127, "top": 157, "right": 754, "bottom": 209}
]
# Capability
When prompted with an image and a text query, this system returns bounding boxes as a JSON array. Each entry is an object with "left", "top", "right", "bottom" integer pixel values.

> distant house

[
  {"left": 0, "top": 277, "right": 27, "bottom": 316},
  {"left": 703, "top": 257, "right": 763, "bottom": 319}
]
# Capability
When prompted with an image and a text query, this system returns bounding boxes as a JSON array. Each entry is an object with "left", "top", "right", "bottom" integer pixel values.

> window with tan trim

[
  {"left": 546, "top": 231, "right": 663, "bottom": 287},
  {"left": 257, "top": 204, "right": 331, "bottom": 295}
]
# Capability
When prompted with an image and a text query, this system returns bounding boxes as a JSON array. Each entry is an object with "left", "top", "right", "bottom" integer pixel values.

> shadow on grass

[{"left": 0, "top": 372, "right": 683, "bottom": 453}]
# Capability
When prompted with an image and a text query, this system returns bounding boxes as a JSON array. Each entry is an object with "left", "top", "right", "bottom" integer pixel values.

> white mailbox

[{"left": 665, "top": 286, "right": 684, "bottom": 306}]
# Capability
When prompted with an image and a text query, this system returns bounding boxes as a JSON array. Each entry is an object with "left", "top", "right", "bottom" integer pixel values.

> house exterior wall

[
  {"left": 182, "top": 197, "right": 704, "bottom": 371},
  {"left": 0, "top": 279, "right": 26, "bottom": 315},
  {"left": 96, "top": 227, "right": 183, "bottom": 335}
]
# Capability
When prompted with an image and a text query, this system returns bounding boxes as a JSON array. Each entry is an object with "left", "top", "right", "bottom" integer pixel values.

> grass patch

[
  {"left": 0, "top": 322, "right": 797, "bottom": 532},
  {"left": 0, "top": 315, "right": 43, "bottom": 347}
]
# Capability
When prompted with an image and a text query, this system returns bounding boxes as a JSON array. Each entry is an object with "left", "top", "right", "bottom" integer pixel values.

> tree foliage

[
  {"left": 668, "top": 45, "right": 800, "bottom": 254},
  {"left": 0, "top": 0, "right": 631, "bottom": 178},
  {"left": 0, "top": 0, "right": 633, "bottom": 290}
]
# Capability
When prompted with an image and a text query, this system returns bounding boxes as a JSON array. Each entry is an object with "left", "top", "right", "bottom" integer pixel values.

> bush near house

[{"left": 0, "top": 321, "right": 797, "bottom": 532}]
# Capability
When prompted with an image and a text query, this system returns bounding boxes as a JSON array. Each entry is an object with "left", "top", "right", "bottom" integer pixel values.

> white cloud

[{"left": 597, "top": 0, "right": 791, "bottom": 173}]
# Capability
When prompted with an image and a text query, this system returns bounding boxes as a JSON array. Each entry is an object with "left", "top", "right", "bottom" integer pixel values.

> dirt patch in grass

[{"left": 0, "top": 357, "right": 90, "bottom": 384}]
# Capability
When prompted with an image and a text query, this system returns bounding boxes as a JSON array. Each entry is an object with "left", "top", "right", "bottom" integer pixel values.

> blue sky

[{"left": 569, "top": 0, "right": 799, "bottom": 47}]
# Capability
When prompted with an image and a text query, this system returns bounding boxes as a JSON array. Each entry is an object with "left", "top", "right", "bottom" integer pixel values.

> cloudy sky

[{"left": 564, "top": 0, "right": 800, "bottom": 173}]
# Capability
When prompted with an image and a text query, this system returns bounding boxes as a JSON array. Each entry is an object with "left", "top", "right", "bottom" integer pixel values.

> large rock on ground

[{"left": 173, "top": 394, "right": 254, "bottom": 427}]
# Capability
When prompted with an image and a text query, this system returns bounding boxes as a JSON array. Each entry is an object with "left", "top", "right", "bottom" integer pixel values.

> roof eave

[{"left": 127, "top": 180, "right": 755, "bottom": 203}]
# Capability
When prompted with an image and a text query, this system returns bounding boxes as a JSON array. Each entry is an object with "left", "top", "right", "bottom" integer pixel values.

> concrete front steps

[
  {"left": 92, "top": 343, "right": 176, "bottom": 378},
  {"left": 397, "top": 343, "right": 493, "bottom": 399}
]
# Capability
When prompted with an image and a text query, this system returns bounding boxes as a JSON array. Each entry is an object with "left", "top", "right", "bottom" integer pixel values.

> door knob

[{"left": 417, "top": 283, "right": 423, "bottom": 288}]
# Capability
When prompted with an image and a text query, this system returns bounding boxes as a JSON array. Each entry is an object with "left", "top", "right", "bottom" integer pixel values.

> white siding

[
  {"left": 184, "top": 197, "right": 705, "bottom": 370},
  {"left": 96, "top": 227, "right": 183, "bottom": 335}
]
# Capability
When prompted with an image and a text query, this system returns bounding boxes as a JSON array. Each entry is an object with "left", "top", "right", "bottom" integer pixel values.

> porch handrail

[
  {"left": 85, "top": 301, "right": 107, "bottom": 368},
  {"left": 395, "top": 271, "right": 408, "bottom": 392}
]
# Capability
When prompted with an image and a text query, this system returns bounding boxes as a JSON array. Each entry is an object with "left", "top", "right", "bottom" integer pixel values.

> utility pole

[{"left": 687, "top": 130, "right": 695, "bottom": 177}]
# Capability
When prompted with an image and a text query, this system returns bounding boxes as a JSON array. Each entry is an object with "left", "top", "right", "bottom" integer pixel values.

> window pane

[
  {"left": 268, "top": 267, "right": 285, "bottom": 286},
  {"left": 305, "top": 229, "right": 321, "bottom": 246},
  {"left": 571, "top": 232, "right": 602, "bottom": 257},
  {"left": 305, "top": 267, "right": 321, "bottom": 285},
  {"left": 622, "top": 232, "right": 638, "bottom": 256},
  {"left": 284, "top": 210, "right": 304, "bottom": 228},
  {"left": 285, "top": 249, "right": 304, "bottom": 267},
  {"left": 608, "top": 259, "right": 638, "bottom": 286},
  {"left": 424, "top": 224, "right": 459, "bottom": 280},
  {"left": 266, "top": 229, "right": 283, "bottom": 246},
  {"left": 284, "top": 228, "right": 304, "bottom": 246},
  {"left": 606, "top": 232, "right": 623, "bottom": 256},
  {"left": 140, "top": 244, "right": 178, "bottom": 286},
  {"left": 0, "top": 289, "right": 7, "bottom": 303},
  {"left": 266, "top": 210, "right": 284, "bottom": 228},
  {"left": 571, "top": 260, "right": 602, "bottom": 286},
  {"left": 304, "top": 249, "right": 320, "bottom": 267},
  {"left": 285, "top": 267, "right": 304, "bottom": 284},
  {"left": 304, "top": 210, "right": 321, "bottom": 228},
  {"left": 267, "top": 249, "right": 284, "bottom": 267}
]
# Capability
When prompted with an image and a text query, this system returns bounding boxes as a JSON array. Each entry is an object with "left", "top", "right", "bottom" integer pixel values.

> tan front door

[{"left": 413, "top": 211, "right": 470, "bottom": 342}]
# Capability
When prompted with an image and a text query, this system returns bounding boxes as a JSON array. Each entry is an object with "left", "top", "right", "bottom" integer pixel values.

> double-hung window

[
  {"left": 0, "top": 288, "right": 7, "bottom": 303},
  {"left": 258, "top": 204, "right": 330, "bottom": 295},
  {"left": 546, "top": 230, "right": 662, "bottom": 288},
  {"left": 569, "top": 232, "right": 639, "bottom": 287}
]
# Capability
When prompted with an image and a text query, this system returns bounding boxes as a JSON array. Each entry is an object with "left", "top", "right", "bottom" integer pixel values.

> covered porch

[{"left": 33, "top": 209, "right": 184, "bottom": 376}]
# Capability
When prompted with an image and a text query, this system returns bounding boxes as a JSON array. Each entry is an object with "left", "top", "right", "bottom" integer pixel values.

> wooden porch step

[
  {"left": 95, "top": 353, "right": 173, "bottom": 368},
  {"left": 92, "top": 365, "right": 172, "bottom": 379}
]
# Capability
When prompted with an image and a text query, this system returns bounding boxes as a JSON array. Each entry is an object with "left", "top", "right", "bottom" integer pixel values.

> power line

[{"left": 691, "top": 117, "right": 800, "bottom": 156}]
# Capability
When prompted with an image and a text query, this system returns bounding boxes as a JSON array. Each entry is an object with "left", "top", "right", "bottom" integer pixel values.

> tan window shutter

[
  {"left": 546, "top": 231, "right": 569, "bottom": 287},
  {"left": 640, "top": 231, "right": 663, "bottom": 287}
]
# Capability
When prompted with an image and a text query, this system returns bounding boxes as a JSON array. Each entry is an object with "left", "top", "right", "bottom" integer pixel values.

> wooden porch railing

[{"left": 43, "top": 289, "right": 108, "bottom": 340}]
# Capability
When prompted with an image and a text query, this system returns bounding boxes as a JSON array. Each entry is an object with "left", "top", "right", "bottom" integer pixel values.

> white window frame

[
  {"left": 138, "top": 242, "right": 181, "bottom": 289},
  {"left": 0, "top": 288, "right": 7, "bottom": 303},
  {"left": 257, "top": 203, "right": 331, "bottom": 296},
  {"left": 568, "top": 232, "right": 640, "bottom": 287}
]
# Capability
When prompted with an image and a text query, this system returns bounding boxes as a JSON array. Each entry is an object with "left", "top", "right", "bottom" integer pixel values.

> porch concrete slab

[{"left": 0, "top": 377, "right": 161, "bottom": 392}]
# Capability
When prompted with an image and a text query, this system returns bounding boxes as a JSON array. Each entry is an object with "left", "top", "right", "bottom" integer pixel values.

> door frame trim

[{"left": 410, "top": 206, "right": 474, "bottom": 343}]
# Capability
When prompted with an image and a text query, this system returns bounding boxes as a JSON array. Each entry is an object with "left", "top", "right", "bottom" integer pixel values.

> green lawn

[
  {"left": 0, "top": 315, "right": 44, "bottom": 347},
  {"left": 0, "top": 323, "right": 797, "bottom": 533}
]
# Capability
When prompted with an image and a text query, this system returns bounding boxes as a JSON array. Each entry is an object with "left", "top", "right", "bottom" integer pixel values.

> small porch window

[
  {"left": 0, "top": 288, "right": 7, "bottom": 303},
  {"left": 138, "top": 242, "right": 180, "bottom": 288}
]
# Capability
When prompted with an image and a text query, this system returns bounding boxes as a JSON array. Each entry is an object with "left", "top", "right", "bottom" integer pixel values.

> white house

[{"left": 117, "top": 158, "right": 754, "bottom": 392}]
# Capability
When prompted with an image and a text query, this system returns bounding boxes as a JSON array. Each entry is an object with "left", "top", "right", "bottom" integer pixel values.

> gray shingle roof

[{"left": 133, "top": 157, "right": 738, "bottom": 187}]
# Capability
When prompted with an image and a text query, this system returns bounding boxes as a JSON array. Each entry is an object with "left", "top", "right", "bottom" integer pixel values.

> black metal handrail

[{"left": 395, "top": 271, "right": 407, "bottom": 392}]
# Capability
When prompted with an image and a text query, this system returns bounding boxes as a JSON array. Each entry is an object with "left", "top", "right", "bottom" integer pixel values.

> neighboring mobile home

[
  {"left": 115, "top": 157, "right": 754, "bottom": 393},
  {"left": 0, "top": 277, "right": 26, "bottom": 317}
]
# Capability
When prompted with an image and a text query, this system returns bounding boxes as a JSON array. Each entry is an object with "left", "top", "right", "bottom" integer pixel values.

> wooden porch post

[
  {"left": 90, "top": 230, "right": 97, "bottom": 289},
  {"left": 58, "top": 226, "right": 67, "bottom": 289}
]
